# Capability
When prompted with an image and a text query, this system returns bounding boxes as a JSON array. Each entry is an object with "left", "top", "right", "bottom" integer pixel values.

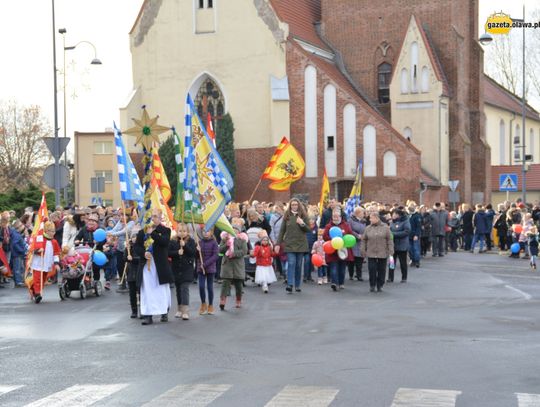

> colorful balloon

[
  {"left": 93, "top": 250, "right": 108, "bottom": 266},
  {"left": 329, "top": 226, "right": 343, "bottom": 239},
  {"left": 331, "top": 237, "right": 344, "bottom": 250},
  {"left": 510, "top": 243, "right": 521, "bottom": 254},
  {"left": 93, "top": 228, "right": 107, "bottom": 243},
  {"left": 323, "top": 241, "right": 335, "bottom": 254},
  {"left": 513, "top": 224, "right": 523, "bottom": 234},
  {"left": 311, "top": 254, "right": 324, "bottom": 267},
  {"left": 343, "top": 234, "right": 356, "bottom": 248}
]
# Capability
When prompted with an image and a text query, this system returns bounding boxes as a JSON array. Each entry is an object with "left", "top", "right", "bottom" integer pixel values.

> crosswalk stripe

[
  {"left": 142, "top": 384, "right": 231, "bottom": 407},
  {"left": 264, "top": 385, "right": 339, "bottom": 407},
  {"left": 516, "top": 393, "right": 540, "bottom": 406},
  {"left": 390, "top": 388, "right": 461, "bottom": 407},
  {"left": 24, "top": 384, "right": 128, "bottom": 407},
  {"left": 0, "top": 385, "right": 24, "bottom": 397}
]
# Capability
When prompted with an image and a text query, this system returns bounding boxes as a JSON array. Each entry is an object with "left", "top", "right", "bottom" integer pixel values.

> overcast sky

[{"left": 0, "top": 0, "right": 536, "bottom": 162}]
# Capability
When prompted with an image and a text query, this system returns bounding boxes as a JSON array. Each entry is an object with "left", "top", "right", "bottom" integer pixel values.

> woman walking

[
  {"left": 361, "top": 212, "right": 394, "bottom": 293},
  {"left": 347, "top": 207, "right": 367, "bottom": 281},
  {"left": 323, "top": 210, "right": 353, "bottom": 291},
  {"left": 197, "top": 228, "right": 219, "bottom": 315},
  {"left": 275, "top": 198, "right": 310, "bottom": 293}
]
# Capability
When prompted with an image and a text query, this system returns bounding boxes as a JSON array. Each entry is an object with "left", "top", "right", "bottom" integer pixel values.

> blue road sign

[{"left": 499, "top": 173, "right": 518, "bottom": 192}]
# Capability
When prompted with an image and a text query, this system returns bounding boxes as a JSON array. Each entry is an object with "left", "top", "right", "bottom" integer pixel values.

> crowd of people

[{"left": 0, "top": 196, "right": 538, "bottom": 324}]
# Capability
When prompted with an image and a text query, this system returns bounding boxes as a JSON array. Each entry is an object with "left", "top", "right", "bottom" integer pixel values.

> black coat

[
  {"left": 461, "top": 210, "right": 474, "bottom": 235},
  {"left": 134, "top": 225, "right": 174, "bottom": 286},
  {"left": 169, "top": 237, "right": 197, "bottom": 284}
]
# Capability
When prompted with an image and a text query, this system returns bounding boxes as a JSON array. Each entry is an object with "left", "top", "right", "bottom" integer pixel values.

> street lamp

[
  {"left": 58, "top": 29, "right": 102, "bottom": 203},
  {"left": 480, "top": 5, "right": 527, "bottom": 203}
]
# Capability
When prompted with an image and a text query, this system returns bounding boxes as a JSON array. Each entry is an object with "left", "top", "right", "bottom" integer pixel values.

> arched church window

[
  {"left": 378, "top": 62, "right": 392, "bottom": 104},
  {"left": 195, "top": 77, "right": 225, "bottom": 122}
]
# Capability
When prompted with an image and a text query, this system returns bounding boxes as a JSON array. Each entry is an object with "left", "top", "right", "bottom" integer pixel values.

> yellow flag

[
  {"left": 319, "top": 170, "right": 330, "bottom": 211},
  {"left": 151, "top": 147, "right": 172, "bottom": 204},
  {"left": 262, "top": 137, "right": 305, "bottom": 190}
]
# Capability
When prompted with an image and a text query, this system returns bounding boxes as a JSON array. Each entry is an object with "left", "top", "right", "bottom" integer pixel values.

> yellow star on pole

[{"left": 123, "top": 106, "right": 170, "bottom": 150}]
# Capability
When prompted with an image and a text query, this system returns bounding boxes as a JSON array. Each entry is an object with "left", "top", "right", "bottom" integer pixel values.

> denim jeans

[
  {"left": 198, "top": 273, "right": 214, "bottom": 305},
  {"left": 11, "top": 256, "right": 24, "bottom": 285},
  {"left": 286, "top": 252, "right": 303, "bottom": 288},
  {"left": 303, "top": 253, "right": 313, "bottom": 280},
  {"left": 317, "top": 265, "right": 327, "bottom": 278},
  {"left": 471, "top": 233, "right": 485, "bottom": 252},
  {"left": 329, "top": 261, "right": 346, "bottom": 285},
  {"left": 409, "top": 238, "right": 420, "bottom": 263}
]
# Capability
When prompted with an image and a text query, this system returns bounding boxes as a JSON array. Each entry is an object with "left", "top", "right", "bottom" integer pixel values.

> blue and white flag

[
  {"left": 183, "top": 94, "right": 234, "bottom": 231},
  {"left": 113, "top": 122, "right": 145, "bottom": 204},
  {"left": 345, "top": 160, "right": 363, "bottom": 217}
]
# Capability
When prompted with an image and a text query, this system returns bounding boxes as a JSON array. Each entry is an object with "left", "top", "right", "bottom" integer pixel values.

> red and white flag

[{"left": 207, "top": 112, "right": 216, "bottom": 147}]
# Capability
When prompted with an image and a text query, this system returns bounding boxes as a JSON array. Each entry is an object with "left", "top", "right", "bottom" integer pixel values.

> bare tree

[
  {"left": 483, "top": 7, "right": 540, "bottom": 107},
  {"left": 0, "top": 101, "right": 52, "bottom": 192}
]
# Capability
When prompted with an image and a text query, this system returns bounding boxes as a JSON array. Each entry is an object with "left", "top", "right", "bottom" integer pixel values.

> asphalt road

[{"left": 1, "top": 251, "right": 540, "bottom": 407}]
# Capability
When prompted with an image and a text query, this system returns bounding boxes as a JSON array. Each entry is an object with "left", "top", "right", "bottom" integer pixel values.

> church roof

[
  {"left": 269, "top": 0, "right": 330, "bottom": 52},
  {"left": 483, "top": 75, "right": 540, "bottom": 121}
]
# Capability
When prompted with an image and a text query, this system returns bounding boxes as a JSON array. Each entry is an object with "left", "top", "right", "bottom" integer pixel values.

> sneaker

[
  {"left": 317, "top": 278, "right": 323, "bottom": 285},
  {"left": 207, "top": 305, "right": 215, "bottom": 315},
  {"left": 295, "top": 288, "right": 301, "bottom": 292},
  {"left": 339, "top": 285, "right": 345, "bottom": 290},
  {"left": 175, "top": 311, "right": 182, "bottom": 318},
  {"left": 331, "top": 283, "right": 337, "bottom": 291},
  {"left": 322, "top": 277, "right": 328, "bottom": 284},
  {"left": 286, "top": 285, "right": 293, "bottom": 293},
  {"left": 199, "top": 303, "right": 208, "bottom": 315},
  {"left": 182, "top": 313, "right": 190, "bottom": 320}
]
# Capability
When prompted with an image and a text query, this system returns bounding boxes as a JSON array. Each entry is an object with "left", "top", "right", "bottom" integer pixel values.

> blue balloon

[
  {"left": 93, "top": 250, "right": 108, "bottom": 266},
  {"left": 93, "top": 228, "right": 107, "bottom": 243},
  {"left": 511, "top": 243, "right": 521, "bottom": 254},
  {"left": 329, "top": 226, "right": 343, "bottom": 239}
]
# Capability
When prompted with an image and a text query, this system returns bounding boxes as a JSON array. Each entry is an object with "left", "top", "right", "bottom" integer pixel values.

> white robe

[{"left": 140, "top": 258, "right": 171, "bottom": 316}]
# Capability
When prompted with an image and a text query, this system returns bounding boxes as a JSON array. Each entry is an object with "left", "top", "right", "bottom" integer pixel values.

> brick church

[{"left": 121, "top": 0, "right": 490, "bottom": 205}]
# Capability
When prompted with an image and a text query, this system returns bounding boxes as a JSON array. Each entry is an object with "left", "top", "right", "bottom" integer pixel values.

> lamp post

[
  {"left": 58, "top": 29, "right": 102, "bottom": 203},
  {"left": 52, "top": 0, "right": 60, "bottom": 206},
  {"left": 480, "top": 5, "right": 527, "bottom": 203}
]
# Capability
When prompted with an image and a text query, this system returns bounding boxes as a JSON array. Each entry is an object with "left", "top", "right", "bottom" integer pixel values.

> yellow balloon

[{"left": 331, "top": 237, "right": 344, "bottom": 250}]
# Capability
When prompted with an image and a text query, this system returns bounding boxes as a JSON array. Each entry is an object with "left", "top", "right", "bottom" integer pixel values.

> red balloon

[
  {"left": 323, "top": 241, "right": 335, "bottom": 254},
  {"left": 514, "top": 224, "right": 523, "bottom": 234},
  {"left": 312, "top": 254, "right": 324, "bottom": 267}
]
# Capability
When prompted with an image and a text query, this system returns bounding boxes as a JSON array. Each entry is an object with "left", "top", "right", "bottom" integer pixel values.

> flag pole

[
  {"left": 119, "top": 201, "right": 131, "bottom": 285},
  {"left": 189, "top": 210, "right": 206, "bottom": 275}
]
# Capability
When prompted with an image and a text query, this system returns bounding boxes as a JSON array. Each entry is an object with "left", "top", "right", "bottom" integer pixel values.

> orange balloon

[
  {"left": 323, "top": 241, "right": 335, "bottom": 254},
  {"left": 514, "top": 224, "right": 523, "bottom": 234},
  {"left": 311, "top": 254, "right": 324, "bottom": 267}
]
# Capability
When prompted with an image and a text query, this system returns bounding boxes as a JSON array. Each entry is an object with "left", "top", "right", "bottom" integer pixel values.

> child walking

[
  {"left": 252, "top": 235, "right": 277, "bottom": 293},
  {"left": 311, "top": 229, "right": 328, "bottom": 285},
  {"left": 528, "top": 225, "right": 538, "bottom": 270},
  {"left": 169, "top": 223, "right": 196, "bottom": 320},
  {"left": 197, "top": 228, "right": 219, "bottom": 315}
]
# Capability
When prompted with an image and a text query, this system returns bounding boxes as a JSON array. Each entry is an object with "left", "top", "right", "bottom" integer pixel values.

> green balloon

[{"left": 343, "top": 234, "right": 356, "bottom": 248}]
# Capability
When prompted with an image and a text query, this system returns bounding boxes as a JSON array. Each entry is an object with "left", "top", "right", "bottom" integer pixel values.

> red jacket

[
  {"left": 252, "top": 244, "right": 275, "bottom": 266},
  {"left": 323, "top": 221, "right": 354, "bottom": 263}
]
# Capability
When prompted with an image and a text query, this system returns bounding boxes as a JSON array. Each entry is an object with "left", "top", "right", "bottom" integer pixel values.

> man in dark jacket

[
  {"left": 471, "top": 204, "right": 489, "bottom": 253},
  {"left": 319, "top": 198, "right": 347, "bottom": 229},
  {"left": 408, "top": 204, "right": 422, "bottom": 268},
  {"left": 430, "top": 203, "right": 448, "bottom": 257},
  {"left": 460, "top": 204, "right": 475, "bottom": 251},
  {"left": 388, "top": 209, "right": 411, "bottom": 282},
  {"left": 134, "top": 209, "right": 174, "bottom": 325}
]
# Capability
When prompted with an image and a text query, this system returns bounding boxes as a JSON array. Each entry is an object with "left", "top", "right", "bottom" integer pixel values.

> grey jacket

[
  {"left": 219, "top": 237, "right": 248, "bottom": 280},
  {"left": 430, "top": 209, "right": 448, "bottom": 237},
  {"left": 348, "top": 215, "right": 367, "bottom": 257},
  {"left": 361, "top": 222, "right": 394, "bottom": 259}
]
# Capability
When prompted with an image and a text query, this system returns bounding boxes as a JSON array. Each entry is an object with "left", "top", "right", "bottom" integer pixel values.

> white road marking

[
  {"left": 264, "top": 385, "right": 339, "bottom": 407},
  {"left": 390, "top": 388, "right": 461, "bottom": 407},
  {"left": 516, "top": 392, "right": 540, "bottom": 406},
  {"left": 143, "top": 384, "right": 231, "bottom": 407},
  {"left": 504, "top": 285, "right": 532, "bottom": 300},
  {"left": 0, "top": 385, "right": 24, "bottom": 396},
  {"left": 24, "top": 384, "right": 128, "bottom": 407}
]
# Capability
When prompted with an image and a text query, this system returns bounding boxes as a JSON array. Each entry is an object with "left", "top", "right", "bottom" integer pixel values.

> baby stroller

[{"left": 58, "top": 245, "right": 103, "bottom": 300}]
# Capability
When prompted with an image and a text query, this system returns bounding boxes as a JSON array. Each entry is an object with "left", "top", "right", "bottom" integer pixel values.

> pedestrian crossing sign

[{"left": 499, "top": 173, "right": 518, "bottom": 191}]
